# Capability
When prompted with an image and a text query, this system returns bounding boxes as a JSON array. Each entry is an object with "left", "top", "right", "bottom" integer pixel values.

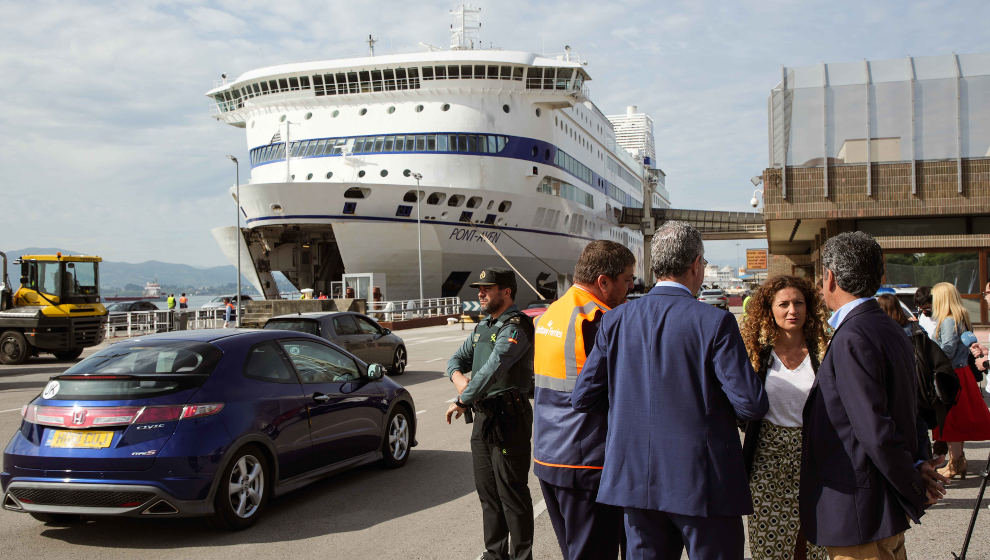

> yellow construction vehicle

[{"left": 0, "top": 252, "right": 107, "bottom": 364}]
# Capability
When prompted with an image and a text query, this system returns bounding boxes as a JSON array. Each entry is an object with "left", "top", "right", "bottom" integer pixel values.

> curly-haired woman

[{"left": 740, "top": 276, "right": 830, "bottom": 560}]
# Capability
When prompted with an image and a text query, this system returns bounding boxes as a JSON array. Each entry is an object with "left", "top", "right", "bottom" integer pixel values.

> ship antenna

[
  {"left": 449, "top": 4, "right": 481, "bottom": 50},
  {"left": 367, "top": 34, "right": 377, "bottom": 56}
]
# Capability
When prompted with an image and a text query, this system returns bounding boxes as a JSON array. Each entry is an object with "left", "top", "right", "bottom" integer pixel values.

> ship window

[
  {"left": 487, "top": 136, "right": 497, "bottom": 153},
  {"left": 467, "top": 135, "right": 478, "bottom": 153},
  {"left": 278, "top": 78, "right": 289, "bottom": 91},
  {"left": 447, "top": 195, "right": 464, "bottom": 207},
  {"left": 403, "top": 190, "right": 418, "bottom": 202},
  {"left": 535, "top": 108, "right": 541, "bottom": 117},
  {"left": 305, "top": 142, "right": 319, "bottom": 156},
  {"left": 415, "top": 104, "right": 423, "bottom": 112},
  {"left": 456, "top": 135, "right": 468, "bottom": 152},
  {"left": 359, "top": 108, "right": 368, "bottom": 116},
  {"left": 346, "top": 72, "right": 359, "bottom": 93},
  {"left": 434, "top": 66, "right": 446, "bottom": 79},
  {"left": 405, "top": 136, "right": 415, "bottom": 151},
  {"left": 343, "top": 202, "right": 357, "bottom": 215},
  {"left": 426, "top": 135, "right": 436, "bottom": 151},
  {"left": 259, "top": 81, "right": 269, "bottom": 93},
  {"left": 395, "top": 68, "right": 407, "bottom": 88},
  {"left": 371, "top": 70, "right": 383, "bottom": 91},
  {"left": 280, "top": 114, "right": 287, "bottom": 122},
  {"left": 427, "top": 193, "right": 445, "bottom": 205},
  {"left": 373, "top": 137, "right": 384, "bottom": 151},
  {"left": 357, "top": 170, "right": 366, "bottom": 178},
  {"left": 555, "top": 69, "right": 572, "bottom": 90},
  {"left": 411, "top": 135, "right": 423, "bottom": 151},
  {"left": 437, "top": 135, "right": 448, "bottom": 151},
  {"left": 305, "top": 112, "right": 313, "bottom": 120},
  {"left": 300, "top": 76, "right": 310, "bottom": 88},
  {"left": 467, "top": 196, "right": 482, "bottom": 208},
  {"left": 325, "top": 74, "right": 338, "bottom": 95},
  {"left": 383, "top": 69, "right": 395, "bottom": 90},
  {"left": 512, "top": 66, "right": 524, "bottom": 81},
  {"left": 447, "top": 65, "right": 459, "bottom": 79},
  {"left": 383, "top": 137, "right": 394, "bottom": 151},
  {"left": 526, "top": 68, "right": 541, "bottom": 89},
  {"left": 545, "top": 149, "right": 551, "bottom": 161},
  {"left": 332, "top": 109, "right": 339, "bottom": 118},
  {"left": 500, "top": 65, "right": 511, "bottom": 79},
  {"left": 485, "top": 214, "right": 496, "bottom": 224},
  {"left": 461, "top": 65, "right": 472, "bottom": 78},
  {"left": 475, "top": 65, "right": 485, "bottom": 78},
  {"left": 531, "top": 146, "right": 538, "bottom": 157},
  {"left": 543, "top": 68, "right": 554, "bottom": 89},
  {"left": 459, "top": 211, "right": 473, "bottom": 222},
  {"left": 403, "top": 169, "right": 412, "bottom": 178},
  {"left": 326, "top": 171, "right": 334, "bottom": 179},
  {"left": 422, "top": 67, "right": 434, "bottom": 80},
  {"left": 396, "top": 205, "right": 413, "bottom": 217},
  {"left": 487, "top": 200, "right": 495, "bottom": 210},
  {"left": 441, "top": 103, "right": 450, "bottom": 111},
  {"left": 499, "top": 201, "right": 512, "bottom": 213},
  {"left": 252, "top": 83, "right": 261, "bottom": 94},
  {"left": 387, "top": 106, "right": 395, "bottom": 114},
  {"left": 407, "top": 67, "right": 419, "bottom": 88},
  {"left": 393, "top": 135, "right": 405, "bottom": 152},
  {"left": 306, "top": 173, "right": 313, "bottom": 180},
  {"left": 380, "top": 169, "right": 388, "bottom": 177},
  {"left": 487, "top": 65, "right": 498, "bottom": 78},
  {"left": 503, "top": 104, "right": 510, "bottom": 114}
]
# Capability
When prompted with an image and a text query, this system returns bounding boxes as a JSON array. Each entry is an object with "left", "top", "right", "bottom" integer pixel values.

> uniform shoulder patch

[{"left": 505, "top": 316, "right": 523, "bottom": 325}]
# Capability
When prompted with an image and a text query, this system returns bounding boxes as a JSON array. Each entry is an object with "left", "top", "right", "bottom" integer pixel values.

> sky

[{"left": 1, "top": 0, "right": 988, "bottom": 270}]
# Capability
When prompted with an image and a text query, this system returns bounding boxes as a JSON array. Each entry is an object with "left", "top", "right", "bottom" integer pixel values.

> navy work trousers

[
  {"left": 623, "top": 507, "right": 743, "bottom": 560},
  {"left": 540, "top": 479, "right": 624, "bottom": 560}
]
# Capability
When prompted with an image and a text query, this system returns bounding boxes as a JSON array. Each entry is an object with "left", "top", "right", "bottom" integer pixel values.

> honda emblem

[{"left": 72, "top": 409, "right": 86, "bottom": 425}]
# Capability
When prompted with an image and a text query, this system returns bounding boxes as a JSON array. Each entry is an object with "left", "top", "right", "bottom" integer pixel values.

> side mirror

[
  {"left": 382, "top": 328, "right": 391, "bottom": 335},
  {"left": 367, "top": 363, "right": 385, "bottom": 380}
]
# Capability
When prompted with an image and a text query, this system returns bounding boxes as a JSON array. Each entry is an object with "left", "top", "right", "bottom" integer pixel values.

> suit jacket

[
  {"left": 800, "top": 299, "right": 928, "bottom": 547},
  {"left": 572, "top": 285, "right": 768, "bottom": 517}
]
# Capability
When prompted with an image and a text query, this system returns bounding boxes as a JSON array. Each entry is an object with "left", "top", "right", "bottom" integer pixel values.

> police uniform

[
  {"left": 533, "top": 285, "right": 623, "bottom": 560},
  {"left": 447, "top": 268, "right": 535, "bottom": 560}
]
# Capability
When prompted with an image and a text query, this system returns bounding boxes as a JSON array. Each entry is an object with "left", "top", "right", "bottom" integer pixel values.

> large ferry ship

[{"left": 207, "top": 6, "right": 669, "bottom": 302}]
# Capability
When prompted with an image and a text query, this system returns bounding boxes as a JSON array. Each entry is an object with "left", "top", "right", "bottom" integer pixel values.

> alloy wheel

[
  {"left": 227, "top": 454, "right": 264, "bottom": 519},
  {"left": 388, "top": 413, "right": 409, "bottom": 461}
]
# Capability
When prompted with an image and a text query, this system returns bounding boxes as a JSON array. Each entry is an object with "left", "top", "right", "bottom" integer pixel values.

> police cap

[{"left": 469, "top": 267, "right": 516, "bottom": 289}]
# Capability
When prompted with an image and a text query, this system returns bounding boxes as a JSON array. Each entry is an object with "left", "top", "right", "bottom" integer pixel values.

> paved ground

[{"left": 0, "top": 322, "right": 988, "bottom": 559}]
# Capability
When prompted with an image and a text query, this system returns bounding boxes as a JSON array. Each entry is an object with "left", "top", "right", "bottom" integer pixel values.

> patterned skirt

[{"left": 748, "top": 422, "right": 827, "bottom": 560}]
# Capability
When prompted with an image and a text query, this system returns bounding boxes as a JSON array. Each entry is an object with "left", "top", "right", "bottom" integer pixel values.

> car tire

[
  {"left": 29, "top": 512, "right": 82, "bottom": 524},
  {"left": 0, "top": 330, "right": 30, "bottom": 365},
  {"left": 52, "top": 348, "right": 84, "bottom": 361},
  {"left": 389, "top": 346, "right": 407, "bottom": 376},
  {"left": 380, "top": 406, "right": 411, "bottom": 469},
  {"left": 212, "top": 445, "right": 271, "bottom": 530}
]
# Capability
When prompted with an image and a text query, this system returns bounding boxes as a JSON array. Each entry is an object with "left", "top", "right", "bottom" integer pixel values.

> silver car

[
  {"left": 264, "top": 312, "right": 407, "bottom": 375},
  {"left": 697, "top": 289, "right": 729, "bottom": 310}
]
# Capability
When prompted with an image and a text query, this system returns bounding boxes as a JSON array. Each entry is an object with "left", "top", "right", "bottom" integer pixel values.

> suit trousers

[
  {"left": 539, "top": 479, "right": 624, "bottom": 560},
  {"left": 826, "top": 532, "right": 906, "bottom": 560},
  {"left": 623, "top": 507, "right": 743, "bottom": 560},
  {"left": 471, "top": 406, "right": 534, "bottom": 560}
]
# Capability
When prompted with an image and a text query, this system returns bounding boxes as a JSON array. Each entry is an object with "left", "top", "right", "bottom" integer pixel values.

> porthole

[
  {"left": 498, "top": 201, "right": 512, "bottom": 213},
  {"left": 332, "top": 110, "right": 340, "bottom": 118},
  {"left": 358, "top": 170, "right": 366, "bottom": 178},
  {"left": 290, "top": 174, "right": 295, "bottom": 180},
  {"left": 304, "top": 112, "right": 313, "bottom": 120},
  {"left": 326, "top": 171, "right": 333, "bottom": 179},
  {"left": 306, "top": 173, "right": 313, "bottom": 180},
  {"left": 502, "top": 104, "right": 510, "bottom": 114},
  {"left": 415, "top": 105, "right": 424, "bottom": 112},
  {"left": 467, "top": 196, "right": 482, "bottom": 209},
  {"left": 487, "top": 200, "right": 495, "bottom": 210},
  {"left": 380, "top": 169, "right": 388, "bottom": 177},
  {"left": 280, "top": 115, "right": 287, "bottom": 122},
  {"left": 403, "top": 169, "right": 412, "bottom": 177},
  {"left": 359, "top": 108, "right": 368, "bottom": 116},
  {"left": 387, "top": 106, "right": 396, "bottom": 114},
  {"left": 345, "top": 187, "right": 370, "bottom": 199},
  {"left": 427, "top": 192, "right": 446, "bottom": 205},
  {"left": 447, "top": 195, "right": 465, "bottom": 207},
  {"left": 531, "top": 146, "right": 538, "bottom": 157},
  {"left": 403, "top": 190, "right": 418, "bottom": 202},
  {"left": 270, "top": 203, "right": 283, "bottom": 213},
  {"left": 441, "top": 103, "right": 450, "bottom": 111},
  {"left": 535, "top": 108, "right": 541, "bottom": 117}
]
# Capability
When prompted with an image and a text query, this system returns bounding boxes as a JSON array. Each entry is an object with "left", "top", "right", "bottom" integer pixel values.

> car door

[
  {"left": 352, "top": 315, "right": 389, "bottom": 364},
  {"left": 278, "top": 339, "right": 384, "bottom": 467},
  {"left": 330, "top": 314, "right": 372, "bottom": 361},
  {"left": 241, "top": 341, "right": 313, "bottom": 480}
]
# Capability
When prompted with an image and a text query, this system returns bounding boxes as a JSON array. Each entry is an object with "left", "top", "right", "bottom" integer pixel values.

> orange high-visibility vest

[{"left": 533, "top": 285, "right": 609, "bottom": 393}]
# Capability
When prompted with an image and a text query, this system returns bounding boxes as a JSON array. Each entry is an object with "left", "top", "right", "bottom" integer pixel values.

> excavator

[{"left": 0, "top": 251, "right": 107, "bottom": 364}]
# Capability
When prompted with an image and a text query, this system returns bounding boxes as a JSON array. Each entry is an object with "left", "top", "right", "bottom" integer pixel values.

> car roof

[
  {"left": 269, "top": 311, "right": 349, "bottom": 320},
  {"left": 121, "top": 328, "right": 268, "bottom": 344}
]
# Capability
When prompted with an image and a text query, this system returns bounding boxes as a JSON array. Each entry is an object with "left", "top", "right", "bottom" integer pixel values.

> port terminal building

[{"left": 760, "top": 53, "right": 990, "bottom": 324}]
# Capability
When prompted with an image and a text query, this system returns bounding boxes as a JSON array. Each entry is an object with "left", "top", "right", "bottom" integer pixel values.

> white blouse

[{"left": 763, "top": 350, "right": 816, "bottom": 428}]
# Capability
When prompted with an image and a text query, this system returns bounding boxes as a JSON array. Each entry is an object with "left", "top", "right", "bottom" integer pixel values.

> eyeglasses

[{"left": 701, "top": 257, "right": 709, "bottom": 267}]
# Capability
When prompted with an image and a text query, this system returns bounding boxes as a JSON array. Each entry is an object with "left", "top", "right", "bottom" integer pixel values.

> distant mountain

[{"left": 4, "top": 247, "right": 276, "bottom": 294}]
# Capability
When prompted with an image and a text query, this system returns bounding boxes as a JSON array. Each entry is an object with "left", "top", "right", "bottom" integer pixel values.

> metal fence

[
  {"left": 366, "top": 297, "right": 461, "bottom": 322},
  {"left": 105, "top": 309, "right": 229, "bottom": 339}
]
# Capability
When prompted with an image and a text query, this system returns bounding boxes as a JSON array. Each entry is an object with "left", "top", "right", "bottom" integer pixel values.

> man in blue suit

[
  {"left": 572, "top": 221, "right": 768, "bottom": 560},
  {"left": 800, "top": 231, "right": 946, "bottom": 559}
]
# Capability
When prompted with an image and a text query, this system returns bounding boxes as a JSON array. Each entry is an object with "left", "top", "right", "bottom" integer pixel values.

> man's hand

[
  {"left": 919, "top": 455, "right": 948, "bottom": 506},
  {"left": 445, "top": 402, "right": 466, "bottom": 424},
  {"left": 451, "top": 371, "right": 469, "bottom": 395},
  {"left": 969, "top": 342, "right": 985, "bottom": 360}
]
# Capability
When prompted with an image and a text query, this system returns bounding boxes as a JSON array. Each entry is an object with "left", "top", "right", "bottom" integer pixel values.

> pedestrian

[
  {"left": 533, "top": 240, "right": 634, "bottom": 560},
  {"left": 223, "top": 297, "right": 234, "bottom": 328},
  {"left": 914, "top": 286, "right": 935, "bottom": 338},
  {"left": 801, "top": 231, "right": 946, "bottom": 559},
  {"left": 178, "top": 293, "right": 188, "bottom": 309},
  {"left": 166, "top": 293, "right": 176, "bottom": 310},
  {"left": 571, "top": 221, "right": 768, "bottom": 560},
  {"left": 738, "top": 275, "right": 829, "bottom": 560},
  {"left": 445, "top": 267, "right": 535, "bottom": 560},
  {"left": 930, "top": 282, "right": 990, "bottom": 479}
]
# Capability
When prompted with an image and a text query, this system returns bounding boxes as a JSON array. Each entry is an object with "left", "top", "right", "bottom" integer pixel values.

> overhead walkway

[{"left": 620, "top": 208, "right": 766, "bottom": 240}]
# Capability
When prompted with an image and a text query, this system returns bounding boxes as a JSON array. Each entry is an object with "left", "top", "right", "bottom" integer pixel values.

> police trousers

[{"left": 471, "top": 401, "right": 534, "bottom": 560}]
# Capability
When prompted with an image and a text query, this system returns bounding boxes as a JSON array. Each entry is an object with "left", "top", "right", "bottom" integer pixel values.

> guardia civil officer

[{"left": 445, "top": 267, "right": 535, "bottom": 560}]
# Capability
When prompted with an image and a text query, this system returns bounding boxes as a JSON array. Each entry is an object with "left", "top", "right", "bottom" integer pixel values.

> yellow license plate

[{"left": 48, "top": 430, "right": 114, "bottom": 449}]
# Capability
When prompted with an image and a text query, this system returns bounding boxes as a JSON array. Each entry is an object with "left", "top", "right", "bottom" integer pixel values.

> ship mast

[{"left": 449, "top": 4, "right": 481, "bottom": 50}]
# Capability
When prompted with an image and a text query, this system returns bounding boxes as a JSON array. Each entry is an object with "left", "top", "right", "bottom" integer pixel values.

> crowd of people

[{"left": 444, "top": 223, "right": 989, "bottom": 560}]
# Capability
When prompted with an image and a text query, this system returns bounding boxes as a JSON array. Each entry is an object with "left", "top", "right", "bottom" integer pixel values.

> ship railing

[
  {"left": 365, "top": 297, "right": 461, "bottom": 322},
  {"left": 104, "top": 309, "right": 230, "bottom": 339}
]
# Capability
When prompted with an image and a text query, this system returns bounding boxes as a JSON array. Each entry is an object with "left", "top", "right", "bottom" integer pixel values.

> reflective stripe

[{"left": 533, "top": 458, "right": 604, "bottom": 470}]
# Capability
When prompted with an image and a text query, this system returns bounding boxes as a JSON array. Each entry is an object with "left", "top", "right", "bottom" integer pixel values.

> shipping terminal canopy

[{"left": 620, "top": 208, "right": 766, "bottom": 240}]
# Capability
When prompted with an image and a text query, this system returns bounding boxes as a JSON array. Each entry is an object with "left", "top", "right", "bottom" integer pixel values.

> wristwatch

[{"left": 455, "top": 399, "right": 468, "bottom": 409}]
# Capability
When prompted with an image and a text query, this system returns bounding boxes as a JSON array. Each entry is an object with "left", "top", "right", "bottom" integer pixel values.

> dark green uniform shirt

[{"left": 446, "top": 305, "right": 534, "bottom": 405}]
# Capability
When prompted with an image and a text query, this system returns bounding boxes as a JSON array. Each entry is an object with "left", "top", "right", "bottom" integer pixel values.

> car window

[
  {"left": 353, "top": 315, "right": 381, "bottom": 335},
  {"left": 243, "top": 341, "right": 297, "bottom": 383},
  {"left": 279, "top": 339, "right": 360, "bottom": 383},
  {"left": 332, "top": 315, "right": 360, "bottom": 335},
  {"left": 702, "top": 290, "right": 722, "bottom": 296},
  {"left": 264, "top": 318, "right": 321, "bottom": 337}
]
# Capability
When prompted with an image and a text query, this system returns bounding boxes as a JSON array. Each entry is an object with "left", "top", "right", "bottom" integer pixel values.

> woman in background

[
  {"left": 930, "top": 282, "right": 990, "bottom": 478},
  {"left": 740, "top": 275, "right": 830, "bottom": 560}
]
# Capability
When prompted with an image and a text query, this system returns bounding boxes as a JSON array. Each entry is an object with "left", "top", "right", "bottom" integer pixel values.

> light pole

[
  {"left": 226, "top": 154, "right": 241, "bottom": 327},
  {"left": 411, "top": 173, "right": 424, "bottom": 304}
]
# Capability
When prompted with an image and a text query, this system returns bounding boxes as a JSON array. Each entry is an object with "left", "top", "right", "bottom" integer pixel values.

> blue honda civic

[{"left": 1, "top": 329, "right": 416, "bottom": 529}]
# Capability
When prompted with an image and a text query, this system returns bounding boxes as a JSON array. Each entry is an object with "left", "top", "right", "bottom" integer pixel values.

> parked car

[
  {"left": 264, "top": 312, "right": 407, "bottom": 375},
  {"left": 200, "top": 295, "right": 254, "bottom": 309},
  {"left": 105, "top": 301, "right": 160, "bottom": 313},
  {"left": 1, "top": 329, "right": 416, "bottom": 529},
  {"left": 698, "top": 289, "right": 729, "bottom": 310},
  {"left": 105, "top": 300, "right": 165, "bottom": 331}
]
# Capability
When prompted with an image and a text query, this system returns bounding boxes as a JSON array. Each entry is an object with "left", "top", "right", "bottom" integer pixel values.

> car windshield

[
  {"left": 265, "top": 319, "right": 321, "bottom": 336},
  {"left": 105, "top": 302, "right": 127, "bottom": 312}
]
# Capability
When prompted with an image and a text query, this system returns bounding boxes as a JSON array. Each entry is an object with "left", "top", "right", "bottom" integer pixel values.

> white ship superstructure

[{"left": 207, "top": 8, "right": 668, "bottom": 301}]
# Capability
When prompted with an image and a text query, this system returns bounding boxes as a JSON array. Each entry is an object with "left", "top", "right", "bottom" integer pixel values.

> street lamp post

[
  {"left": 226, "top": 155, "right": 241, "bottom": 328},
  {"left": 411, "top": 173, "right": 424, "bottom": 305}
]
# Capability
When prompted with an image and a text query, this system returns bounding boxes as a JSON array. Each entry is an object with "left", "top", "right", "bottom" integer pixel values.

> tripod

[{"left": 953, "top": 449, "right": 990, "bottom": 559}]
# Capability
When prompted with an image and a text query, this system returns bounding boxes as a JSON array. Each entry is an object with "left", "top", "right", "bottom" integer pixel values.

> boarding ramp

[{"left": 620, "top": 208, "right": 766, "bottom": 240}]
